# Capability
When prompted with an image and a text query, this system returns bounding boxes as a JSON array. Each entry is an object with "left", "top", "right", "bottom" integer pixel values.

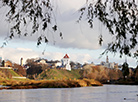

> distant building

[
  {"left": 55, "top": 61, "right": 62, "bottom": 67},
  {"left": 32, "top": 55, "right": 71, "bottom": 70},
  {"left": 39, "top": 59, "right": 46, "bottom": 64},
  {"left": 100, "top": 56, "right": 118, "bottom": 69},
  {"left": 35, "top": 59, "right": 47, "bottom": 65},
  {"left": 5, "top": 60, "right": 12, "bottom": 67},
  {"left": 61, "top": 54, "right": 71, "bottom": 71},
  {"left": 106, "top": 56, "right": 109, "bottom": 63},
  {"left": 20, "top": 58, "right": 23, "bottom": 66},
  {"left": 46, "top": 60, "right": 61, "bottom": 68}
]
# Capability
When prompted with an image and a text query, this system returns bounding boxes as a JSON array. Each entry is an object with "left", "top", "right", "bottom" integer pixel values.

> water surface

[{"left": 0, "top": 85, "right": 138, "bottom": 102}]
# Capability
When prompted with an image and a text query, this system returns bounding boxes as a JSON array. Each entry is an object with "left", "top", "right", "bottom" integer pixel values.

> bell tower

[
  {"left": 106, "top": 56, "right": 109, "bottom": 63},
  {"left": 62, "top": 54, "right": 71, "bottom": 71}
]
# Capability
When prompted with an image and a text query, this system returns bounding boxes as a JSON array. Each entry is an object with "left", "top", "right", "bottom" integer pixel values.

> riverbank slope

[{"left": 0, "top": 78, "right": 102, "bottom": 89}]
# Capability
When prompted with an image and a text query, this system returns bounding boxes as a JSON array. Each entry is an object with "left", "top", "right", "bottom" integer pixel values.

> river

[{"left": 0, "top": 85, "right": 138, "bottom": 102}]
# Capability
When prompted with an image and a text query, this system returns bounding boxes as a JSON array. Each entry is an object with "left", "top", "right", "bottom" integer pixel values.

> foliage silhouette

[
  {"left": 1, "top": 0, "right": 138, "bottom": 58},
  {"left": 78, "top": 0, "right": 138, "bottom": 58},
  {"left": 122, "top": 62, "right": 129, "bottom": 79}
]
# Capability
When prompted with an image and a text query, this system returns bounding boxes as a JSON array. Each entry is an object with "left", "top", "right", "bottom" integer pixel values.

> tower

[
  {"left": 106, "top": 56, "right": 109, "bottom": 63},
  {"left": 20, "top": 58, "right": 23, "bottom": 66},
  {"left": 62, "top": 54, "right": 71, "bottom": 71}
]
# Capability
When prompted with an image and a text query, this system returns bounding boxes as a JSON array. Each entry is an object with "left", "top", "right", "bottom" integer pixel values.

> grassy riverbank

[
  {"left": 0, "top": 69, "right": 21, "bottom": 79},
  {"left": 29, "top": 69, "right": 82, "bottom": 80},
  {"left": 0, "top": 78, "right": 102, "bottom": 89}
]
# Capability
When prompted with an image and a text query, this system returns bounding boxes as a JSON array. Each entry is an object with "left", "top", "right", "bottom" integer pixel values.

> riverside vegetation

[
  {"left": 0, "top": 63, "right": 138, "bottom": 89},
  {"left": 0, "top": 68, "right": 102, "bottom": 89},
  {"left": 0, "top": 78, "right": 102, "bottom": 89}
]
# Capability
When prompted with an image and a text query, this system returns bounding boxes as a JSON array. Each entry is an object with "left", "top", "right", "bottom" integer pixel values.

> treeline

[
  {"left": 80, "top": 64, "right": 122, "bottom": 83},
  {"left": 25, "top": 58, "right": 138, "bottom": 84}
]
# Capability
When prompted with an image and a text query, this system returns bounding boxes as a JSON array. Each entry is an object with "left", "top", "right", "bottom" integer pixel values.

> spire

[{"left": 106, "top": 56, "right": 109, "bottom": 63}]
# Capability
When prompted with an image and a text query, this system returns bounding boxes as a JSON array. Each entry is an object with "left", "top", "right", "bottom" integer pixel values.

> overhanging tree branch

[
  {"left": 78, "top": 0, "right": 138, "bottom": 58},
  {"left": 0, "top": 0, "right": 138, "bottom": 59},
  {"left": 1, "top": 0, "right": 62, "bottom": 47}
]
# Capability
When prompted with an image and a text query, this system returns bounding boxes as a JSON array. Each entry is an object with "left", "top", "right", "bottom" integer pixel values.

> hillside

[
  {"left": 37, "top": 69, "right": 81, "bottom": 80},
  {"left": 81, "top": 64, "right": 123, "bottom": 82},
  {"left": 27, "top": 64, "right": 123, "bottom": 82},
  {"left": 0, "top": 69, "right": 20, "bottom": 79}
]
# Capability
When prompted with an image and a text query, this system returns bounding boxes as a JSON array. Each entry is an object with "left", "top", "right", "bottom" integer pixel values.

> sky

[{"left": 0, "top": 0, "right": 137, "bottom": 67}]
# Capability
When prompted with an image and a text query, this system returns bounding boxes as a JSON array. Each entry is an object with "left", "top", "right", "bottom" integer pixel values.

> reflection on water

[{"left": 0, "top": 85, "right": 138, "bottom": 102}]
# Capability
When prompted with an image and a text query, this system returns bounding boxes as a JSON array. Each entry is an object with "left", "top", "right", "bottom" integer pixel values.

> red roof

[{"left": 63, "top": 54, "right": 69, "bottom": 58}]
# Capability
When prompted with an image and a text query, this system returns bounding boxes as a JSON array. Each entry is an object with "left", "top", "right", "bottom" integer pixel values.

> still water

[{"left": 0, "top": 85, "right": 138, "bottom": 102}]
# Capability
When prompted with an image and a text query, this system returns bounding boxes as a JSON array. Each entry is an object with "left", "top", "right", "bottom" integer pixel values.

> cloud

[
  {"left": 0, "top": 47, "right": 98, "bottom": 65},
  {"left": 42, "top": 52, "right": 64, "bottom": 61},
  {"left": 0, "top": 47, "right": 40, "bottom": 64},
  {"left": 0, "top": 0, "right": 137, "bottom": 68},
  {"left": 70, "top": 53, "right": 93, "bottom": 64},
  {"left": 0, "top": 47, "right": 137, "bottom": 67},
  {"left": 55, "top": 0, "right": 86, "bottom": 13},
  {"left": 0, "top": 0, "right": 111, "bottom": 51},
  {"left": 54, "top": 17, "right": 103, "bottom": 50},
  {"left": 16, "top": 48, "right": 33, "bottom": 52}
]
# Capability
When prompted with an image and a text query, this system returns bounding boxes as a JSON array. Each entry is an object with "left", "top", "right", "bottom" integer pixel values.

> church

[
  {"left": 61, "top": 54, "right": 71, "bottom": 71},
  {"left": 100, "top": 56, "right": 118, "bottom": 69}
]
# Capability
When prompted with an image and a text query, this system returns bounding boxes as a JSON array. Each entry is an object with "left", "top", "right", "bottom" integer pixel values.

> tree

[
  {"left": 26, "top": 58, "right": 36, "bottom": 66},
  {"left": 27, "top": 64, "right": 43, "bottom": 79},
  {"left": 1, "top": 0, "right": 62, "bottom": 47},
  {"left": 1, "top": 0, "right": 138, "bottom": 58},
  {"left": 70, "top": 61, "right": 76, "bottom": 68},
  {"left": 41, "top": 64, "right": 49, "bottom": 71},
  {"left": 13, "top": 63, "right": 27, "bottom": 76},
  {"left": 1, "top": 60, "right": 5, "bottom": 67},
  {"left": 78, "top": 0, "right": 138, "bottom": 58},
  {"left": 134, "top": 65, "right": 138, "bottom": 80},
  {"left": 122, "top": 62, "right": 129, "bottom": 79}
]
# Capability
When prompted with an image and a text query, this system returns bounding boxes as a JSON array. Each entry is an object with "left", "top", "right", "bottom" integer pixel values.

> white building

[
  {"left": 100, "top": 56, "right": 118, "bottom": 69},
  {"left": 39, "top": 59, "right": 46, "bottom": 64},
  {"left": 55, "top": 61, "right": 62, "bottom": 67},
  {"left": 36, "top": 59, "right": 47, "bottom": 65},
  {"left": 62, "top": 54, "right": 71, "bottom": 71}
]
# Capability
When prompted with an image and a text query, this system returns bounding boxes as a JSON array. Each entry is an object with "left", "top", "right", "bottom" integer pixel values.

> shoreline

[
  {"left": 0, "top": 79, "right": 102, "bottom": 90},
  {"left": 102, "top": 80, "right": 138, "bottom": 85}
]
